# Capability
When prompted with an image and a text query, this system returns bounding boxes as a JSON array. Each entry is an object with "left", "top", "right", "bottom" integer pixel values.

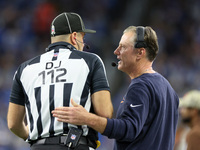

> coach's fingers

[
  {"left": 51, "top": 108, "right": 72, "bottom": 117},
  {"left": 56, "top": 118, "right": 69, "bottom": 123},
  {"left": 52, "top": 111, "right": 66, "bottom": 118},
  {"left": 52, "top": 109, "right": 67, "bottom": 115},
  {"left": 71, "top": 98, "right": 79, "bottom": 107},
  {"left": 53, "top": 107, "right": 69, "bottom": 111}
]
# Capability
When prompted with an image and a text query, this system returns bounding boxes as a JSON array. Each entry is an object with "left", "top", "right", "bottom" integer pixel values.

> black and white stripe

[{"left": 10, "top": 42, "right": 109, "bottom": 142}]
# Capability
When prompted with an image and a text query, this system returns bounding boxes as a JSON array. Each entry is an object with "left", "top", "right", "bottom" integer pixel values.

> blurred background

[{"left": 0, "top": 0, "right": 200, "bottom": 149}]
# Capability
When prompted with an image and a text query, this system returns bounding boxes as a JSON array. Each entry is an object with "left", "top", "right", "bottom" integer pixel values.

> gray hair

[{"left": 123, "top": 26, "right": 159, "bottom": 61}]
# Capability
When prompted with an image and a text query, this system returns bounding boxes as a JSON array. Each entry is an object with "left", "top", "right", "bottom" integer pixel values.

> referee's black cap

[{"left": 50, "top": 12, "right": 96, "bottom": 36}]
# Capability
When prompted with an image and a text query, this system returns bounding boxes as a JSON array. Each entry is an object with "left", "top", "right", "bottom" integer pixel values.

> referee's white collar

[{"left": 45, "top": 42, "right": 76, "bottom": 52}]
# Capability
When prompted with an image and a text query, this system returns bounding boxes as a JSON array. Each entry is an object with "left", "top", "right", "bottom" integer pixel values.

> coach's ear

[{"left": 136, "top": 48, "right": 146, "bottom": 60}]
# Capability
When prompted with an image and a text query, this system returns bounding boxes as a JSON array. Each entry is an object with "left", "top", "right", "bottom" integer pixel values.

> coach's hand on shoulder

[{"left": 52, "top": 99, "right": 89, "bottom": 125}]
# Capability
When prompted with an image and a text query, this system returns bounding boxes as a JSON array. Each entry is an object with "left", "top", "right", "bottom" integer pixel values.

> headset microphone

[
  {"left": 74, "top": 38, "right": 90, "bottom": 49},
  {"left": 84, "top": 44, "right": 90, "bottom": 49},
  {"left": 111, "top": 62, "right": 117, "bottom": 67},
  {"left": 134, "top": 26, "right": 147, "bottom": 48}
]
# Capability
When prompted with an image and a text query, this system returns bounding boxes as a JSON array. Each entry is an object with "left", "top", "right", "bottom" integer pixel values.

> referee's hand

[{"left": 52, "top": 99, "right": 89, "bottom": 125}]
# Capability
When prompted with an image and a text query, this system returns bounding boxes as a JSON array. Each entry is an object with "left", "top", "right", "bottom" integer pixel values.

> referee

[{"left": 7, "top": 12, "right": 113, "bottom": 150}]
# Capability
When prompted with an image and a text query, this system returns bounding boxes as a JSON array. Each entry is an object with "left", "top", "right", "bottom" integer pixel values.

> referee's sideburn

[{"left": 7, "top": 12, "right": 113, "bottom": 150}]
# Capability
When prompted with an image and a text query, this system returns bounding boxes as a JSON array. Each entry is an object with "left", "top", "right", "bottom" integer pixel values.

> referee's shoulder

[
  {"left": 72, "top": 49, "right": 101, "bottom": 61},
  {"left": 18, "top": 55, "right": 41, "bottom": 70}
]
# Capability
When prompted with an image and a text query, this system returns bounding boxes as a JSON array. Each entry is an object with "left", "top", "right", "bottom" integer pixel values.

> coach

[{"left": 52, "top": 26, "right": 179, "bottom": 150}]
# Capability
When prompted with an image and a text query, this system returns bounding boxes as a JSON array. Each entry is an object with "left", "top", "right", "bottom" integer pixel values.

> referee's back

[{"left": 10, "top": 42, "right": 110, "bottom": 142}]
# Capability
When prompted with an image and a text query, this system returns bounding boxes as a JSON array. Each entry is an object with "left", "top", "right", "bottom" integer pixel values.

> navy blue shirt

[{"left": 103, "top": 73, "right": 179, "bottom": 150}]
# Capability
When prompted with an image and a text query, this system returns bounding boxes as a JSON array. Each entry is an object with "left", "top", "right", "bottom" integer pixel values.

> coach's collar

[{"left": 45, "top": 42, "right": 77, "bottom": 52}]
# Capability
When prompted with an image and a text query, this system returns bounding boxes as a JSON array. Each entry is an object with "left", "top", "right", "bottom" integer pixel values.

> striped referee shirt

[{"left": 10, "top": 42, "right": 110, "bottom": 142}]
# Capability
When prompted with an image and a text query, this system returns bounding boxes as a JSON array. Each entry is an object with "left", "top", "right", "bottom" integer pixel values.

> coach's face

[{"left": 114, "top": 32, "right": 138, "bottom": 74}]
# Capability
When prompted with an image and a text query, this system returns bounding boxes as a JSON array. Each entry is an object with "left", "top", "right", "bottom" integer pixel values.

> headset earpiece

[{"left": 134, "top": 26, "right": 147, "bottom": 48}]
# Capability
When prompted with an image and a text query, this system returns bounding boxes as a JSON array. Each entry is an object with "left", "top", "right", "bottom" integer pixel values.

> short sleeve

[
  {"left": 90, "top": 56, "right": 110, "bottom": 94},
  {"left": 10, "top": 67, "right": 26, "bottom": 106}
]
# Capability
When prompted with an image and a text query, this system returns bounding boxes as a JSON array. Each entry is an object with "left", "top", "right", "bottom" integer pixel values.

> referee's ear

[
  {"left": 71, "top": 98, "right": 79, "bottom": 107},
  {"left": 70, "top": 32, "right": 77, "bottom": 45}
]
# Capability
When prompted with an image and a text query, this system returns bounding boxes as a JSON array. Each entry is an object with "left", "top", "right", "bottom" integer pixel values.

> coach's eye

[{"left": 121, "top": 45, "right": 126, "bottom": 50}]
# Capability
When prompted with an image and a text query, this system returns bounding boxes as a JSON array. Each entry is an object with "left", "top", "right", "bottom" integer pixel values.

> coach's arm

[{"left": 7, "top": 102, "right": 29, "bottom": 140}]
